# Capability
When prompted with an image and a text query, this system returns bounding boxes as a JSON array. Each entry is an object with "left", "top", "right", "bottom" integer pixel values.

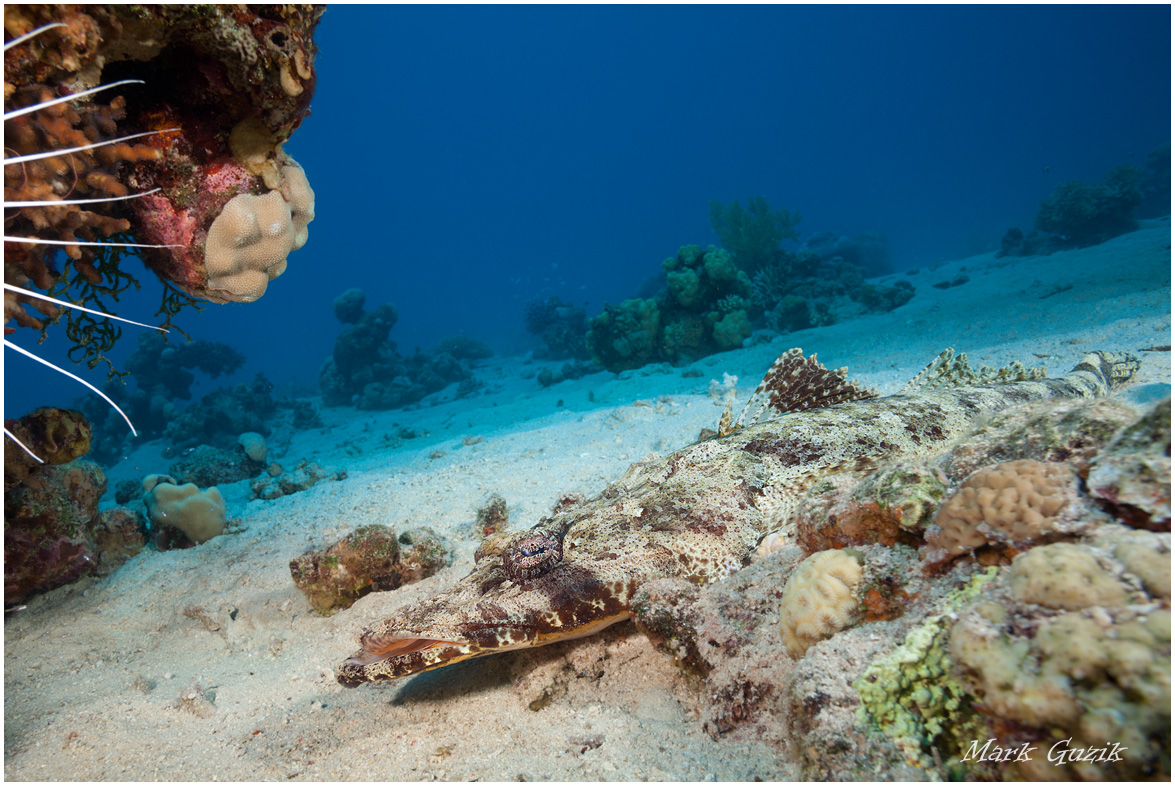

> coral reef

[
  {"left": 332, "top": 287, "right": 366, "bottom": 324},
  {"left": 801, "top": 231, "right": 892, "bottom": 278},
  {"left": 251, "top": 460, "right": 345, "bottom": 501},
  {"left": 4, "top": 456, "right": 105, "bottom": 605},
  {"left": 995, "top": 226, "right": 1063, "bottom": 258},
  {"left": 4, "top": 406, "right": 92, "bottom": 490},
  {"left": 79, "top": 331, "right": 246, "bottom": 462},
  {"left": 586, "top": 246, "right": 756, "bottom": 372},
  {"left": 161, "top": 373, "right": 279, "bottom": 452},
  {"left": 1, "top": 408, "right": 152, "bottom": 602},
  {"left": 584, "top": 297, "right": 660, "bottom": 373},
  {"left": 168, "top": 444, "right": 264, "bottom": 488},
  {"left": 142, "top": 473, "right": 226, "bottom": 546},
  {"left": 289, "top": 524, "right": 451, "bottom": 615},
  {"left": 319, "top": 295, "right": 480, "bottom": 410},
  {"left": 524, "top": 295, "right": 589, "bottom": 360},
  {"left": 4, "top": 4, "right": 324, "bottom": 342},
  {"left": 1138, "top": 142, "right": 1171, "bottom": 218},
  {"left": 1034, "top": 163, "right": 1144, "bottom": 247}
]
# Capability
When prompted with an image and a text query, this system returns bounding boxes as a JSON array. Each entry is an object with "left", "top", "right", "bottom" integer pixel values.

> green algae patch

[{"left": 854, "top": 568, "right": 997, "bottom": 776}]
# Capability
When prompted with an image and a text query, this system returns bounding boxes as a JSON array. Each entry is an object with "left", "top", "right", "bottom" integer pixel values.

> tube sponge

[{"left": 143, "top": 475, "right": 227, "bottom": 545}]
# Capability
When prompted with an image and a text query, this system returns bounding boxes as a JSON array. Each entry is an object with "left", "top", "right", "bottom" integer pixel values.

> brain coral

[
  {"left": 923, "top": 459, "right": 1081, "bottom": 567},
  {"left": 779, "top": 549, "right": 864, "bottom": 657}
]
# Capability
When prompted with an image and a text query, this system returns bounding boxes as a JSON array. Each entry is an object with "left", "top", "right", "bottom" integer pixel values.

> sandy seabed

[{"left": 4, "top": 220, "right": 1171, "bottom": 781}]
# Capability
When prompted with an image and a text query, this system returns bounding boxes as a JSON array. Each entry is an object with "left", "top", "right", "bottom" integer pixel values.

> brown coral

[
  {"left": 923, "top": 459, "right": 1082, "bottom": 567},
  {"left": 289, "top": 525, "right": 451, "bottom": 615}
]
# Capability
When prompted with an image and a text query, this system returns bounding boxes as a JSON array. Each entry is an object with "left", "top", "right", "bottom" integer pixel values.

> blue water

[{"left": 5, "top": 5, "right": 1170, "bottom": 426}]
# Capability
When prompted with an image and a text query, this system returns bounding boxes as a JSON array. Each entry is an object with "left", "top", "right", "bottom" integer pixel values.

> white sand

[{"left": 4, "top": 220, "right": 1170, "bottom": 780}]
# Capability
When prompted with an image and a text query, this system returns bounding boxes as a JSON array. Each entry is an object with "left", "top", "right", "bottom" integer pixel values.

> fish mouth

[
  {"left": 336, "top": 611, "right": 634, "bottom": 688},
  {"left": 335, "top": 631, "right": 503, "bottom": 688}
]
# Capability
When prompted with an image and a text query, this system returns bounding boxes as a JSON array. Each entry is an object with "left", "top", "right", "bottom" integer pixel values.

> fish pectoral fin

[{"left": 345, "top": 635, "right": 469, "bottom": 667}]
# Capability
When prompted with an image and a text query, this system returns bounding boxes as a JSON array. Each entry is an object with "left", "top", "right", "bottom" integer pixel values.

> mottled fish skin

[{"left": 336, "top": 349, "right": 1138, "bottom": 687}]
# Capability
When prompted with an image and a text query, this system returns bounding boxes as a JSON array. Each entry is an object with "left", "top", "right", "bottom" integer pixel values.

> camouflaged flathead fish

[{"left": 337, "top": 347, "right": 1139, "bottom": 687}]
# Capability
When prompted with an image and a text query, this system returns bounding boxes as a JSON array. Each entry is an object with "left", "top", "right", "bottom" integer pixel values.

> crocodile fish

[{"left": 337, "top": 347, "right": 1139, "bottom": 687}]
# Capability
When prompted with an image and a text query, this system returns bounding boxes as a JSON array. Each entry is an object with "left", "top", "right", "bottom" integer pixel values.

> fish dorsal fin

[
  {"left": 900, "top": 347, "right": 1047, "bottom": 395},
  {"left": 720, "top": 348, "right": 878, "bottom": 435}
]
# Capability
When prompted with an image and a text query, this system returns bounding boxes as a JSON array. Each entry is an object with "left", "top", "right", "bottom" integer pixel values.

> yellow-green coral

[
  {"left": 855, "top": 568, "right": 997, "bottom": 774},
  {"left": 711, "top": 309, "right": 751, "bottom": 350}
]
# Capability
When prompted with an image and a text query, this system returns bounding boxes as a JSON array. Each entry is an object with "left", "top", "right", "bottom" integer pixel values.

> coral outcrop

[
  {"left": 524, "top": 295, "right": 589, "bottom": 360},
  {"left": 586, "top": 246, "right": 756, "bottom": 372},
  {"left": 319, "top": 295, "right": 481, "bottom": 410},
  {"left": 4, "top": 4, "right": 324, "bottom": 343},
  {"left": 289, "top": 524, "right": 451, "bottom": 615},
  {"left": 4, "top": 407, "right": 92, "bottom": 490},
  {"left": 168, "top": 444, "right": 264, "bottom": 488},
  {"left": 1035, "top": 163, "right": 1143, "bottom": 247},
  {"left": 250, "top": 460, "right": 344, "bottom": 501},
  {"left": 4, "top": 409, "right": 146, "bottom": 603},
  {"left": 4, "top": 457, "right": 105, "bottom": 605}
]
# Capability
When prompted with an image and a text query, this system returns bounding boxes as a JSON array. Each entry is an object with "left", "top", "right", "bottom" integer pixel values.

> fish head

[{"left": 336, "top": 524, "right": 638, "bottom": 687}]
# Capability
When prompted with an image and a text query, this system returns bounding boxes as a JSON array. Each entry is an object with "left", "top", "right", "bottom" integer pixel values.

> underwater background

[
  {"left": 4, "top": 3, "right": 1170, "bottom": 421},
  {"left": 5, "top": 5, "right": 1173, "bottom": 781}
]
